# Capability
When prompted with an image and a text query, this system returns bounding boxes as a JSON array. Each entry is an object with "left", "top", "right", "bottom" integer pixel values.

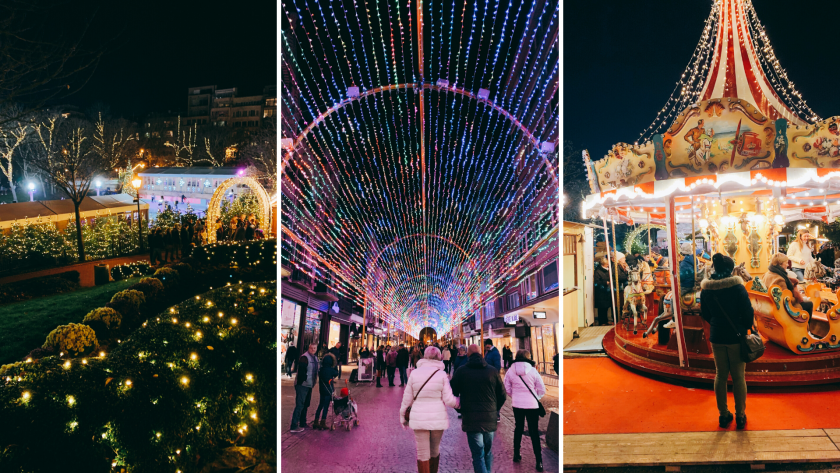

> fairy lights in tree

[{"left": 281, "top": 0, "right": 559, "bottom": 336}]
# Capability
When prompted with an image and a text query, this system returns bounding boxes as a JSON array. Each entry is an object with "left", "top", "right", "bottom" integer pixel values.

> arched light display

[
  {"left": 206, "top": 177, "right": 272, "bottom": 244},
  {"left": 281, "top": 0, "right": 559, "bottom": 337}
]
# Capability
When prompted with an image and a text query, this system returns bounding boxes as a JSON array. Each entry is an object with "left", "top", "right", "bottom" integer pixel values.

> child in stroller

[{"left": 329, "top": 387, "right": 359, "bottom": 431}]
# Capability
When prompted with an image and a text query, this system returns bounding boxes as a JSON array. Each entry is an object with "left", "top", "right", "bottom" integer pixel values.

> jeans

[
  {"left": 466, "top": 431, "right": 494, "bottom": 473},
  {"left": 443, "top": 360, "right": 450, "bottom": 374},
  {"left": 285, "top": 361, "right": 294, "bottom": 378},
  {"left": 711, "top": 343, "right": 747, "bottom": 417},
  {"left": 387, "top": 366, "right": 396, "bottom": 385},
  {"left": 290, "top": 384, "right": 312, "bottom": 429},
  {"left": 398, "top": 366, "right": 408, "bottom": 385},
  {"left": 513, "top": 407, "right": 542, "bottom": 462},
  {"left": 793, "top": 267, "right": 805, "bottom": 281},
  {"left": 314, "top": 389, "right": 332, "bottom": 421}
]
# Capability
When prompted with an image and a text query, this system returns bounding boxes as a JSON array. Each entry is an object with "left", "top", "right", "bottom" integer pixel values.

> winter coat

[
  {"left": 399, "top": 359, "right": 457, "bottom": 430},
  {"left": 699, "top": 276, "right": 755, "bottom": 345},
  {"left": 679, "top": 253, "right": 696, "bottom": 290},
  {"left": 318, "top": 354, "right": 339, "bottom": 396},
  {"left": 442, "top": 348, "right": 451, "bottom": 361},
  {"left": 245, "top": 224, "right": 255, "bottom": 240},
  {"left": 295, "top": 352, "right": 319, "bottom": 387},
  {"left": 484, "top": 346, "right": 501, "bottom": 371},
  {"left": 234, "top": 225, "right": 246, "bottom": 241},
  {"left": 593, "top": 265, "right": 613, "bottom": 310},
  {"left": 376, "top": 350, "right": 385, "bottom": 369},
  {"left": 284, "top": 345, "right": 299, "bottom": 365},
  {"left": 328, "top": 346, "right": 342, "bottom": 364},
  {"left": 386, "top": 350, "right": 398, "bottom": 367},
  {"left": 504, "top": 360, "right": 546, "bottom": 410},
  {"left": 396, "top": 348, "right": 409, "bottom": 367},
  {"left": 787, "top": 242, "right": 811, "bottom": 270},
  {"left": 452, "top": 354, "right": 468, "bottom": 373},
  {"left": 450, "top": 353, "right": 506, "bottom": 432},
  {"left": 762, "top": 266, "right": 790, "bottom": 292},
  {"left": 502, "top": 347, "right": 512, "bottom": 362}
]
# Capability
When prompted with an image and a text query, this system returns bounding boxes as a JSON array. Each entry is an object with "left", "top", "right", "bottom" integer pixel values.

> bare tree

[
  {"left": 30, "top": 115, "right": 102, "bottom": 261},
  {"left": 164, "top": 117, "right": 198, "bottom": 165},
  {"left": 239, "top": 121, "right": 277, "bottom": 191},
  {"left": 92, "top": 112, "right": 137, "bottom": 170},
  {"left": 0, "top": 1, "right": 104, "bottom": 128},
  {"left": 199, "top": 126, "right": 238, "bottom": 167},
  {"left": 0, "top": 108, "right": 29, "bottom": 202}
]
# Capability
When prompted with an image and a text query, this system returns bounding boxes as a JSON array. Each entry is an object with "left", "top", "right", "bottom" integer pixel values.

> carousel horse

[
  {"left": 643, "top": 261, "right": 752, "bottom": 338},
  {"left": 622, "top": 265, "right": 649, "bottom": 335},
  {"left": 805, "top": 258, "right": 832, "bottom": 282}
]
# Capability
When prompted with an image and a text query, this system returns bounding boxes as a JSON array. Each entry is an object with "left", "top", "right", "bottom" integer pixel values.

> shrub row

[
  {"left": 0, "top": 271, "right": 81, "bottom": 305},
  {"left": 110, "top": 261, "right": 151, "bottom": 281}
]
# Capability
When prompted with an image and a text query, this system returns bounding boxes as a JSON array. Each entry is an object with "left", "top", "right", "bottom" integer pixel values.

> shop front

[{"left": 280, "top": 298, "right": 303, "bottom": 363}]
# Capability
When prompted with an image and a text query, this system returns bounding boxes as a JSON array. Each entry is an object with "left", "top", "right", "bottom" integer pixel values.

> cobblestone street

[{"left": 281, "top": 366, "right": 559, "bottom": 473}]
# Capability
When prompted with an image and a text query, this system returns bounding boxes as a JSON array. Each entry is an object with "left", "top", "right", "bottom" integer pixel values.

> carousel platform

[{"left": 604, "top": 322, "right": 840, "bottom": 386}]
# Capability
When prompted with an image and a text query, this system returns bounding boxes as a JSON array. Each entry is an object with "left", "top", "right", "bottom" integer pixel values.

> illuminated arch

[
  {"left": 206, "top": 177, "right": 271, "bottom": 244},
  {"left": 281, "top": 83, "right": 557, "bottom": 183}
]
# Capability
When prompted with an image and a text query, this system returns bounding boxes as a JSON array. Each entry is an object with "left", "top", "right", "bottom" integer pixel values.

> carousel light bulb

[{"left": 699, "top": 218, "right": 709, "bottom": 229}]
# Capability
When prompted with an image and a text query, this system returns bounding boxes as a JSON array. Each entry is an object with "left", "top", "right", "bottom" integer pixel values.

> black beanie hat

[{"left": 712, "top": 253, "right": 735, "bottom": 276}]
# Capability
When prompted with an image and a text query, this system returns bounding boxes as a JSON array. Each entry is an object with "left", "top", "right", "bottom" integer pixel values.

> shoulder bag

[
  {"left": 711, "top": 296, "right": 765, "bottom": 362},
  {"left": 404, "top": 369, "right": 440, "bottom": 423},
  {"left": 518, "top": 374, "right": 546, "bottom": 417}
]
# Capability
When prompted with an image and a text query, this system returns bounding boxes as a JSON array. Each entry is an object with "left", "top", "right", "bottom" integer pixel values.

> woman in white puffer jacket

[
  {"left": 504, "top": 349, "right": 547, "bottom": 472},
  {"left": 399, "top": 346, "right": 459, "bottom": 473}
]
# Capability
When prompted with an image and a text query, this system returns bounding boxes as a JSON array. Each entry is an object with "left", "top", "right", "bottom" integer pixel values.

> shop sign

[
  {"left": 504, "top": 313, "right": 519, "bottom": 324},
  {"left": 533, "top": 311, "right": 546, "bottom": 319}
]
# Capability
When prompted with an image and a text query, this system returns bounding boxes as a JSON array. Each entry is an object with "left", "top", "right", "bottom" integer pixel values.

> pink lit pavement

[{"left": 281, "top": 366, "right": 559, "bottom": 473}]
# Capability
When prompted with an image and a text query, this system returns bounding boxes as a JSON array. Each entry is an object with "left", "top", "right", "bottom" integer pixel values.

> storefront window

[
  {"left": 530, "top": 324, "right": 558, "bottom": 375},
  {"left": 302, "top": 308, "right": 322, "bottom": 349},
  {"left": 280, "top": 299, "right": 302, "bottom": 358},
  {"left": 328, "top": 320, "right": 341, "bottom": 350}
]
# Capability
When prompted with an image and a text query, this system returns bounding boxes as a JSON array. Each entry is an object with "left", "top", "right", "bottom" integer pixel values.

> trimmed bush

[
  {"left": 170, "top": 262, "right": 192, "bottom": 277},
  {"left": 22, "top": 346, "right": 56, "bottom": 362},
  {"left": 111, "top": 261, "right": 151, "bottom": 281},
  {"left": 106, "top": 290, "right": 146, "bottom": 327},
  {"left": 129, "top": 277, "right": 164, "bottom": 303},
  {"left": 82, "top": 307, "right": 122, "bottom": 331},
  {"left": 42, "top": 323, "right": 97, "bottom": 357},
  {"left": 0, "top": 274, "right": 79, "bottom": 305},
  {"left": 152, "top": 267, "right": 180, "bottom": 288}
]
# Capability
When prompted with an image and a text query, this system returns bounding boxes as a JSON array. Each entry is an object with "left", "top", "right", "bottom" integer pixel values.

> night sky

[
  {"left": 564, "top": 0, "right": 840, "bottom": 161},
  {"left": 63, "top": 0, "right": 276, "bottom": 119}
]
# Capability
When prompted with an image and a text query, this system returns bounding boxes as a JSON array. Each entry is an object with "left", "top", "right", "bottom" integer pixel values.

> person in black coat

[
  {"left": 594, "top": 257, "right": 614, "bottom": 325},
  {"left": 234, "top": 221, "right": 246, "bottom": 241},
  {"left": 395, "top": 344, "right": 409, "bottom": 386},
  {"left": 328, "top": 342, "right": 345, "bottom": 379},
  {"left": 502, "top": 345, "right": 513, "bottom": 369},
  {"left": 699, "top": 253, "right": 755, "bottom": 430},
  {"left": 245, "top": 219, "right": 256, "bottom": 240},
  {"left": 375, "top": 345, "right": 385, "bottom": 388},
  {"left": 284, "top": 342, "right": 299, "bottom": 378},
  {"left": 450, "top": 345, "right": 507, "bottom": 473},
  {"left": 312, "top": 353, "right": 339, "bottom": 430}
]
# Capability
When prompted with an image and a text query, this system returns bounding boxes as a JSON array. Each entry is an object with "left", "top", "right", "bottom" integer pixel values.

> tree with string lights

[{"left": 0, "top": 107, "right": 29, "bottom": 203}]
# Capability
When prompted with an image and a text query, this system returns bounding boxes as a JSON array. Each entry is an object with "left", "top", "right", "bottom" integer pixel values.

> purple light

[{"left": 237, "top": 170, "right": 244, "bottom": 176}]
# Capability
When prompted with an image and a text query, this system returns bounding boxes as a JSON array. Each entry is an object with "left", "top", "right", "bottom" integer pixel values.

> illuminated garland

[{"left": 281, "top": 0, "right": 559, "bottom": 336}]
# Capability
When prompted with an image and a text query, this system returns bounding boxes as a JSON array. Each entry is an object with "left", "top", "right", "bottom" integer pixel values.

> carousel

[{"left": 583, "top": 0, "right": 840, "bottom": 386}]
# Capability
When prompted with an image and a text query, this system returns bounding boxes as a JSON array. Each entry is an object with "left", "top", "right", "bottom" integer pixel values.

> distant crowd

[{"left": 148, "top": 213, "right": 264, "bottom": 265}]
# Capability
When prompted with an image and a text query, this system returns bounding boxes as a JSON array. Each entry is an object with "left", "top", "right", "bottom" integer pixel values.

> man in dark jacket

[
  {"left": 284, "top": 342, "right": 299, "bottom": 378},
  {"left": 483, "top": 339, "right": 503, "bottom": 423},
  {"left": 594, "top": 257, "right": 613, "bottom": 325},
  {"left": 451, "top": 345, "right": 507, "bottom": 473},
  {"left": 328, "top": 342, "right": 344, "bottom": 379},
  {"left": 245, "top": 219, "right": 256, "bottom": 240},
  {"left": 385, "top": 346, "right": 398, "bottom": 386},
  {"left": 290, "top": 343, "right": 319, "bottom": 433},
  {"left": 396, "top": 344, "right": 409, "bottom": 386}
]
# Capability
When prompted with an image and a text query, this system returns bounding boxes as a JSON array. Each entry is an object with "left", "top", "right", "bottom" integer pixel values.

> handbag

[
  {"left": 518, "top": 374, "right": 546, "bottom": 417},
  {"left": 712, "top": 297, "right": 765, "bottom": 362},
  {"left": 404, "top": 369, "right": 440, "bottom": 423}
]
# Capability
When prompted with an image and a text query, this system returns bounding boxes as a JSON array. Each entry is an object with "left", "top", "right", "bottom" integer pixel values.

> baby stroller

[{"left": 329, "top": 384, "right": 360, "bottom": 431}]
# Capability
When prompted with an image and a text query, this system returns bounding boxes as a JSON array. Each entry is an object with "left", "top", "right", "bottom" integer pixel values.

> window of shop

[
  {"left": 530, "top": 324, "right": 558, "bottom": 376},
  {"left": 328, "top": 320, "right": 341, "bottom": 350},
  {"left": 302, "top": 308, "right": 322, "bottom": 349},
  {"left": 563, "top": 234, "right": 578, "bottom": 294},
  {"left": 280, "top": 299, "right": 302, "bottom": 354},
  {"left": 542, "top": 260, "right": 559, "bottom": 292},
  {"left": 523, "top": 273, "right": 538, "bottom": 302}
]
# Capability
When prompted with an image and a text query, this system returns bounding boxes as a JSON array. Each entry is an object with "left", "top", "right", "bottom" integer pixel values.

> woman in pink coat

[
  {"left": 399, "top": 346, "right": 459, "bottom": 473},
  {"left": 504, "top": 349, "right": 547, "bottom": 472}
]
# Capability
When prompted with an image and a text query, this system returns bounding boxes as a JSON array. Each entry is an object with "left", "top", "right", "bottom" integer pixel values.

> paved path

[
  {"left": 0, "top": 254, "right": 150, "bottom": 287},
  {"left": 281, "top": 365, "right": 559, "bottom": 473}
]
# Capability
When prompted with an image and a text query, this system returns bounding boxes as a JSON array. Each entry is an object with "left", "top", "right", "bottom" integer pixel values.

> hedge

[{"left": 0, "top": 271, "right": 81, "bottom": 305}]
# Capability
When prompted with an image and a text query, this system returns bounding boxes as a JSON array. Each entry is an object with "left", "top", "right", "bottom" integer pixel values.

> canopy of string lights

[{"left": 281, "top": 0, "right": 559, "bottom": 337}]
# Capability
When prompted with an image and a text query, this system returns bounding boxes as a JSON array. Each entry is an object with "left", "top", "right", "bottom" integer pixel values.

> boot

[
  {"left": 429, "top": 456, "right": 440, "bottom": 473},
  {"left": 416, "top": 459, "right": 430, "bottom": 473},
  {"left": 513, "top": 449, "right": 521, "bottom": 462},
  {"left": 736, "top": 414, "right": 747, "bottom": 430},
  {"left": 376, "top": 377, "right": 382, "bottom": 387},
  {"left": 536, "top": 460, "right": 544, "bottom": 472}
]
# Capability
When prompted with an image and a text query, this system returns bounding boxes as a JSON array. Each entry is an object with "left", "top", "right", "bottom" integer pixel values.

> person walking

[
  {"left": 502, "top": 345, "right": 513, "bottom": 370},
  {"left": 376, "top": 345, "right": 386, "bottom": 388},
  {"left": 386, "top": 344, "right": 399, "bottom": 387},
  {"left": 505, "top": 349, "right": 546, "bottom": 471},
  {"left": 313, "top": 352, "right": 339, "bottom": 430},
  {"left": 400, "top": 346, "right": 459, "bottom": 473},
  {"left": 483, "top": 339, "right": 502, "bottom": 423},
  {"left": 442, "top": 344, "right": 452, "bottom": 375},
  {"left": 450, "top": 344, "right": 507, "bottom": 473},
  {"left": 452, "top": 345, "right": 469, "bottom": 373},
  {"left": 700, "top": 253, "right": 755, "bottom": 430},
  {"left": 290, "top": 343, "right": 319, "bottom": 433},
  {"left": 397, "top": 343, "right": 410, "bottom": 386},
  {"left": 284, "top": 342, "right": 299, "bottom": 378},
  {"left": 410, "top": 346, "right": 421, "bottom": 369},
  {"left": 329, "top": 342, "right": 344, "bottom": 379}
]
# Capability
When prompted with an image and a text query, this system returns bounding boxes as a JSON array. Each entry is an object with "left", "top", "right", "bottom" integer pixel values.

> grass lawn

[{"left": 0, "top": 277, "right": 140, "bottom": 364}]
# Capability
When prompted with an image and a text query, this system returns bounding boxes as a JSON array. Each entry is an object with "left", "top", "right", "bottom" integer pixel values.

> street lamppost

[
  {"left": 27, "top": 182, "right": 35, "bottom": 202},
  {"left": 132, "top": 178, "right": 144, "bottom": 252},
  {"left": 95, "top": 180, "right": 101, "bottom": 196}
]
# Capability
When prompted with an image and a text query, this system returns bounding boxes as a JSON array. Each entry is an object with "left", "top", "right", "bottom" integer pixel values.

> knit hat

[
  {"left": 340, "top": 387, "right": 349, "bottom": 397},
  {"left": 680, "top": 242, "right": 693, "bottom": 255},
  {"left": 712, "top": 253, "right": 735, "bottom": 277}
]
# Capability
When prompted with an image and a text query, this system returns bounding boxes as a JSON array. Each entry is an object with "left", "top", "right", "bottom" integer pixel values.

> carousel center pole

[
  {"left": 647, "top": 213, "right": 651, "bottom": 258},
  {"left": 692, "top": 196, "right": 697, "bottom": 276},
  {"left": 666, "top": 196, "right": 689, "bottom": 367},
  {"left": 602, "top": 215, "right": 618, "bottom": 326},
  {"left": 612, "top": 215, "right": 620, "bottom": 315}
]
